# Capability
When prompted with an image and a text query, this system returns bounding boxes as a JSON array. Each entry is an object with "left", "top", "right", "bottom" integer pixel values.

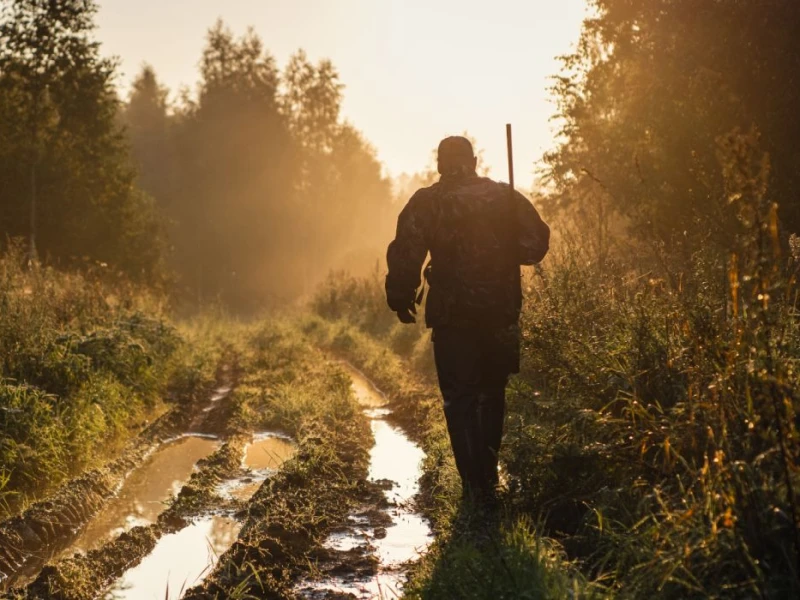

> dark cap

[{"left": 437, "top": 136, "right": 475, "bottom": 165}]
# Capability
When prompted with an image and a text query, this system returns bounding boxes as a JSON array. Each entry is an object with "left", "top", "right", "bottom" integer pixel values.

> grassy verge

[{"left": 0, "top": 250, "right": 224, "bottom": 517}]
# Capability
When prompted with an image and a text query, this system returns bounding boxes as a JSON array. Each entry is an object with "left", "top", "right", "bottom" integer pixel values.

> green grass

[
  {"left": 0, "top": 248, "right": 216, "bottom": 516},
  {"left": 307, "top": 215, "right": 800, "bottom": 599}
]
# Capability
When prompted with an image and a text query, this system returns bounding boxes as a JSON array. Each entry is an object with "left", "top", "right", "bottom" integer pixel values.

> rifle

[
  {"left": 507, "top": 123, "right": 524, "bottom": 309},
  {"left": 506, "top": 123, "right": 515, "bottom": 194}
]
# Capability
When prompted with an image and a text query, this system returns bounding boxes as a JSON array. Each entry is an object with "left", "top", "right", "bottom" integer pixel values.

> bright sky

[{"left": 95, "top": 0, "right": 588, "bottom": 191}]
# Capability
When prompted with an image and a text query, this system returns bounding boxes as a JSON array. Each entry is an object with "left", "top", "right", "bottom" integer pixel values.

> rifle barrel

[{"left": 506, "top": 123, "right": 515, "bottom": 192}]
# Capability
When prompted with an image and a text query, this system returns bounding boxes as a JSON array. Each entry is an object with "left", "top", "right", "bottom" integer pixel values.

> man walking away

[{"left": 385, "top": 136, "right": 550, "bottom": 505}]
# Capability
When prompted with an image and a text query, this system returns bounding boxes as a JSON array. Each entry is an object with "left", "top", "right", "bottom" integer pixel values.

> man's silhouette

[{"left": 386, "top": 136, "right": 550, "bottom": 503}]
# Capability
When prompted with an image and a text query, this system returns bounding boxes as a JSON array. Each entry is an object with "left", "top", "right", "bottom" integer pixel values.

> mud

[
  {"left": 219, "top": 433, "right": 295, "bottom": 502},
  {"left": 67, "top": 435, "right": 221, "bottom": 556},
  {"left": 0, "top": 379, "right": 235, "bottom": 596},
  {"left": 106, "top": 431, "right": 295, "bottom": 599},
  {"left": 181, "top": 404, "right": 372, "bottom": 599},
  {"left": 296, "top": 365, "right": 432, "bottom": 599}
]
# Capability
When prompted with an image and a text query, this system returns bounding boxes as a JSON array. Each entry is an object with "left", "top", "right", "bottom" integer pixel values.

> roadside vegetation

[
  {"left": 310, "top": 190, "right": 800, "bottom": 598},
  {"left": 0, "top": 247, "right": 217, "bottom": 517}
]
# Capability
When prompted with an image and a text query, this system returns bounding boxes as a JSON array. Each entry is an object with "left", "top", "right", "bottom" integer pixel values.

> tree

[
  {"left": 169, "top": 21, "right": 295, "bottom": 308},
  {"left": 124, "top": 65, "right": 171, "bottom": 206},
  {"left": 123, "top": 22, "right": 394, "bottom": 310},
  {"left": 0, "top": 0, "right": 164, "bottom": 281},
  {"left": 543, "top": 0, "right": 800, "bottom": 261}
]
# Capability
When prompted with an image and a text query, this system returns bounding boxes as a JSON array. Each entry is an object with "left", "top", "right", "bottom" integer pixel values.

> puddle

[
  {"left": 348, "top": 366, "right": 388, "bottom": 408},
  {"left": 218, "top": 432, "right": 295, "bottom": 502},
  {"left": 105, "top": 515, "right": 241, "bottom": 600},
  {"left": 298, "top": 364, "right": 432, "bottom": 598},
  {"left": 108, "top": 432, "right": 294, "bottom": 598},
  {"left": 67, "top": 435, "right": 221, "bottom": 555},
  {"left": 243, "top": 432, "right": 295, "bottom": 471},
  {"left": 0, "top": 435, "right": 221, "bottom": 592}
]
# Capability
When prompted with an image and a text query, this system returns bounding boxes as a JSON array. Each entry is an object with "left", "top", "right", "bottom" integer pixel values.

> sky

[{"left": 95, "top": 0, "right": 589, "bottom": 191}]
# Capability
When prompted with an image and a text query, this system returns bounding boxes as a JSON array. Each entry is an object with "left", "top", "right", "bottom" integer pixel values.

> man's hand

[{"left": 396, "top": 305, "right": 417, "bottom": 324}]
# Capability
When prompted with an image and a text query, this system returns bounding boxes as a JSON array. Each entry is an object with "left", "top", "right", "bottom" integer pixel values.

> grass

[
  {"left": 307, "top": 199, "right": 800, "bottom": 599},
  {"left": 0, "top": 243, "right": 237, "bottom": 518}
]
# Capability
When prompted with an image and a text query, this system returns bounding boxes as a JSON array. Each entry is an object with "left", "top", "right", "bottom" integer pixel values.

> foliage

[
  {"left": 124, "top": 23, "right": 394, "bottom": 311},
  {"left": 543, "top": 0, "right": 800, "bottom": 259},
  {"left": 0, "top": 247, "right": 183, "bottom": 514},
  {"left": 0, "top": 0, "right": 165, "bottom": 282},
  {"left": 311, "top": 171, "right": 800, "bottom": 597}
]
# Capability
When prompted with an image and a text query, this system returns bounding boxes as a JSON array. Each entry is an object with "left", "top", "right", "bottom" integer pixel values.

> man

[{"left": 386, "top": 136, "right": 550, "bottom": 503}]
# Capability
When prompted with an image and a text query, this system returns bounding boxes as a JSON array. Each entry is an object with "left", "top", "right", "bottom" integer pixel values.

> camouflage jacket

[{"left": 386, "top": 173, "right": 550, "bottom": 329}]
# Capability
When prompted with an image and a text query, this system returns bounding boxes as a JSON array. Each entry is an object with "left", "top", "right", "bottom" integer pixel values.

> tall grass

[
  {"left": 0, "top": 246, "right": 185, "bottom": 515},
  {"left": 308, "top": 172, "right": 800, "bottom": 597}
]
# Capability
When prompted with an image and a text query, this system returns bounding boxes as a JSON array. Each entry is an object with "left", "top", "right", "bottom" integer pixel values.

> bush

[{"left": 0, "top": 249, "right": 183, "bottom": 514}]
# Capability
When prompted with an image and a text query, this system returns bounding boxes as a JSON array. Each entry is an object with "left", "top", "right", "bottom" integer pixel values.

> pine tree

[{"left": 0, "top": 0, "right": 165, "bottom": 281}]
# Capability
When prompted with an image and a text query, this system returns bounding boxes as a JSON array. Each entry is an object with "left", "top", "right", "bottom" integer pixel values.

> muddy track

[
  {"left": 16, "top": 433, "right": 249, "bottom": 600},
  {"left": 0, "top": 363, "right": 236, "bottom": 595},
  {"left": 2, "top": 339, "right": 434, "bottom": 600},
  {"left": 181, "top": 413, "right": 372, "bottom": 599},
  {"left": 182, "top": 363, "right": 432, "bottom": 600}
]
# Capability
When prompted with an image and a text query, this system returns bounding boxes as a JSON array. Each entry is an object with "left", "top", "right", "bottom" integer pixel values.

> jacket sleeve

[
  {"left": 515, "top": 191, "right": 550, "bottom": 265},
  {"left": 386, "top": 191, "right": 430, "bottom": 312}
]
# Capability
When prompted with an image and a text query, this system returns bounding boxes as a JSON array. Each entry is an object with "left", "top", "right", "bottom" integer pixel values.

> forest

[{"left": 1, "top": 0, "right": 799, "bottom": 598}]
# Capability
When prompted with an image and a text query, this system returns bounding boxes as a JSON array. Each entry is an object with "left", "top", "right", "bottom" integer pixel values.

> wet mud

[
  {"left": 219, "top": 433, "right": 295, "bottom": 502},
  {"left": 296, "top": 365, "right": 432, "bottom": 599},
  {"left": 68, "top": 435, "right": 221, "bottom": 555},
  {"left": 0, "top": 379, "right": 236, "bottom": 596},
  {"left": 106, "top": 432, "right": 295, "bottom": 599},
  {"left": 181, "top": 390, "right": 373, "bottom": 599}
]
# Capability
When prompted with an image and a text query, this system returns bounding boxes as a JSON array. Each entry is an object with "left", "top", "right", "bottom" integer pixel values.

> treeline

[
  {"left": 0, "top": 1, "right": 394, "bottom": 310},
  {"left": 0, "top": 0, "right": 164, "bottom": 281},
  {"left": 125, "top": 24, "right": 393, "bottom": 309}
]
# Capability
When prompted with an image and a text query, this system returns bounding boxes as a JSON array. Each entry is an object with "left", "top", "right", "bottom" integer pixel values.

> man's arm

[
  {"left": 386, "top": 191, "right": 429, "bottom": 317},
  {"left": 515, "top": 191, "right": 550, "bottom": 265}
]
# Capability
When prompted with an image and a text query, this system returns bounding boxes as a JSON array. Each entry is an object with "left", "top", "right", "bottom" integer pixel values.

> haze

[{"left": 96, "top": 0, "right": 588, "bottom": 190}]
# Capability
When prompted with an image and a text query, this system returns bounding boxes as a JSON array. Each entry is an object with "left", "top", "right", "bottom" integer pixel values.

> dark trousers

[{"left": 433, "top": 326, "right": 513, "bottom": 497}]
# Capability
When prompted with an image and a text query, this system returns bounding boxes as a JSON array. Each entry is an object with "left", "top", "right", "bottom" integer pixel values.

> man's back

[{"left": 386, "top": 172, "right": 549, "bottom": 329}]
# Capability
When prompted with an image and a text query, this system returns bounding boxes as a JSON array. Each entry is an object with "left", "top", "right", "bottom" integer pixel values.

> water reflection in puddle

[
  {"left": 105, "top": 515, "right": 240, "bottom": 600},
  {"left": 68, "top": 435, "right": 221, "bottom": 555},
  {"left": 108, "top": 433, "right": 293, "bottom": 598},
  {"left": 348, "top": 367, "right": 388, "bottom": 408},
  {"left": 217, "top": 432, "right": 295, "bottom": 502}
]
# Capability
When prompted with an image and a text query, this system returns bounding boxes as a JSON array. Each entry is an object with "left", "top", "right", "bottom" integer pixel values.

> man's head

[{"left": 437, "top": 136, "right": 477, "bottom": 176}]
